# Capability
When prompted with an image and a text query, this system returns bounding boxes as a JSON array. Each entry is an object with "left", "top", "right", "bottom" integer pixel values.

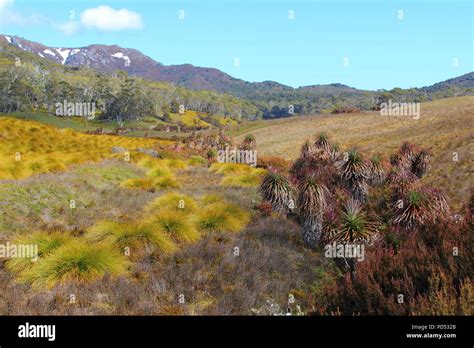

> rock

[
  {"left": 111, "top": 146, "right": 128, "bottom": 153},
  {"left": 137, "top": 147, "right": 161, "bottom": 158}
]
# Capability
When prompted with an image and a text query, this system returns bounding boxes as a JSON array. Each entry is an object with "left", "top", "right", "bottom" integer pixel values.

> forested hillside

[
  {"left": 0, "top": 41, "right": 258, "bottom": 123},
  {"left": 2, "top": 35, "right": 473, "bottom": 121}
]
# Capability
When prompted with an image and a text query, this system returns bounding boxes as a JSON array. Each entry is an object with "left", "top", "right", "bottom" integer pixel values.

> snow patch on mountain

[
  {"left": 5, "top": 36, "right": 12, "bottom": 43},
  {"left": 70, "top": 49, "right": 81, "bottom": 56},
  {"left": 55, "top": 48, "right": 71, "bottom": 64},
  {"left": 43, "top": 49, "right": 56, "bottom": 57},
  {"left": 111, "top": 52, "right": 131, "bottom": 66}
]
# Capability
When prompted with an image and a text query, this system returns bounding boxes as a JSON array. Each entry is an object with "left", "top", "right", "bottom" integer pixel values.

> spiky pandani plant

[
  {"left": 391, "top": 187, "right": 449, "bottom": 231},
  {"left": 329, "top": 143, "right": 341, "bottom": 162},
  {"left": 390, "top": 142, "right": 432, "bottom": 179},
  {"left": 334, "top": 198, "right": 377, "bottom": 243},
  {"left": 388, "top": 168, "right": 419, "bottom": 203},
  {"left": 296, "top": 176, "right": 330, "bottom": 248},
  {"left": 240, "top": 134, "right": 256, "bottom": 150},
  {"left": 259, "top": 172, "right": 294, "bottom": 214},
  {"left": 314, "top": 132, "right": 332, "bottom": 153},
  {"left": 390, "top": 141, "right": 417, "bottom": 171},
  {"left": 336, "top": 148, "right": 369, "bottom": 202},
  {"left": 411, "top": 149, "right": 431, "bottom": 178},
  {"left": 291, "top": 146, "right": 336, "bottom": 183},
  {"left": 300, "top": 140, "right": 313, "bottom": 159},
  {"left": 243, "top": 134, "right": 256, "bottom": 146},
  {"left": 367, "top": 155, "right": 387, "bottom": 186}
]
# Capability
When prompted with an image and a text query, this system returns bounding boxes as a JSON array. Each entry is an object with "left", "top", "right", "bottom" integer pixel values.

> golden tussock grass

[
  {"left": 86, "top": 220, "right": 177, "bottom": 257},
  {"left": 144, "top": 192, "right": 198, "bottom": 214},
  {"left": 0, "top": 117, "right": 171, "bottom": 180},
  {"left": 210, "top": 163, "right": 267, "bottom": 187},
  {"left": 5, "top": 231, "right": 73, "bottom": 276},
  {"left": 18, "top": 240, "right": 129, "bottom": 289},
  {"left": 147, "top": 209, "right": 201, "bottom": 243}
]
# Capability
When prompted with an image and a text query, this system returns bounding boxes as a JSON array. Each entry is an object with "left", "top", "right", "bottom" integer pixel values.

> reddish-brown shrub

[
  {"left": 257, "top": 156, "right": 291, "bottom": 173},
  {"left": 257, "top": 201, "right": 273, "bottom": 217}
]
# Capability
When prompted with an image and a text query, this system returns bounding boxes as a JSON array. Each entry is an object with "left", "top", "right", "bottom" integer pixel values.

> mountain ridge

[
  {"left": 1, "top": 34, "right": 473, "bottom": 119},
  {"left": 5, "top": 34, "right": 471, "bottom": 94}
]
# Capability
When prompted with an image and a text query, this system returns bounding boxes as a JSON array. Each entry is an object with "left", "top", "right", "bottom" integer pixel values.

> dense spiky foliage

[
  {"left": 300, "top": 140, "right": 313, "bottom": 159},
  {"left": 240, "top": 133, "right": 257, "bottom": 150},
  {"left": 336, "top": 148, "right": 369, "bottom": 202},
  {"left": 259, "top": 172, "right": 294, "bottom": 213},
  {"left": 391, "top": 187, "right": 449, "bottom": 232},
  {"left": 334, "top": 199, "right": 377, "bottom": 242},
  {"left": 290, "top": 148, "right": 336, "bottom": 183},
  {"left": 367, "top": 155, "right": 387, "bottom": 186},
  {"left": 296, "top": 176, "right": 330, "bottom": 248},
  {"left": 387, "top": 167, "right": 419, "bottom": 202},
  {"left": 312, "top": 203, "right": 473, "bottom": 315},
  {"left": 314, "top": 132, "right": 332, "bottom": 153},
  {"left": 329, "top": 143, "right": 341, "bottom": 162},
  {"left": 390, "top": 142, "right": 431, "bottom": 179},
  {"left": 411, "top": 149, "right": 431, "bottom": 178}
]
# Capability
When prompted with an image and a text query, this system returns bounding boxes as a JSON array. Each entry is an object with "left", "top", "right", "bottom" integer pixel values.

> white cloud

[
  {"left": 55, "top": 20, "right": 80, "bottom": 36},
  {"left": 0, "top": 0, "right": 13, "bottom": 12},
  {"left": 80, "top": 6, "right": 143, "bottom": 31},
  {"left": 0, "top": 1, "right": 48, "bottom": 27}
]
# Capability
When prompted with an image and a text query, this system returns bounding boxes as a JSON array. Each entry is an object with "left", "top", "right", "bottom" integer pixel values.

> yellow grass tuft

[
  {"left": 5, "top": 231, "right": 73, "bottom": 276},
  {"left": 196, "top": 202, "right": 250, "bottom": 233},
  {"left": 188, "top": 155, "right": 207, "bottom": 166},
  {"left": 209, "top": 162, "right": 253, "bottom": 175},
  {"left": 0, "top": 117, "right": 172, "bottom": 180},
  {"left": 148, "top": 209, "right": 201, "bottom": 243},
  {"left": 220, "top": 168, "right": 266, "bottom": 187},
  {"left": 145, "top": 192, "right": 198, "bottom": 214},
  {"left": 18, "top": 240, "right": 129, "bottom": 289},
  {"left": 87, "top": 220, "right": 177, "bottom": 257}
]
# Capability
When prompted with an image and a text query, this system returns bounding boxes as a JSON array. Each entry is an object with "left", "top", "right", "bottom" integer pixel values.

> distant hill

[
  {"left": 1, "top": 34, "right": 473, "bottom": 118},
  {"left": 0, "top": 34, "right": 377, "bottom": 98},
  {"left": 422, "top": 72, "right": 474, "bottom": 92}
]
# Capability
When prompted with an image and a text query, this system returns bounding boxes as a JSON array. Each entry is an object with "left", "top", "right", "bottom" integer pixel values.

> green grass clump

[{"left": 19, "top": 241, "right": 129, "bottom": 289}]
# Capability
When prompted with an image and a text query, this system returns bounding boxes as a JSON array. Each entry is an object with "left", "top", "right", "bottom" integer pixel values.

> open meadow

[{"left": 234, "top": 96, "right": 474, "bottom": 209}]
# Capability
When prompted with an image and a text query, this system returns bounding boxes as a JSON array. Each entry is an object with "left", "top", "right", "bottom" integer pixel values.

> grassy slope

[
  {"left": 0, "top": 151, "right": 322, "bottom": 315},
  {"left": 234, "top": 96, "right": 474, "bottom": 209},
  {"left": 0, "top": 117, "right": 173, "bottom": 180},
  {"left": 5, "top": 110, "right": 235, "bottom": 138}
]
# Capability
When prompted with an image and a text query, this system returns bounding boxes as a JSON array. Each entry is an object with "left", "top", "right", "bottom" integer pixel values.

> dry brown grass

[{"left": 235, "top": 97, "right": 474, "bottom": 208}]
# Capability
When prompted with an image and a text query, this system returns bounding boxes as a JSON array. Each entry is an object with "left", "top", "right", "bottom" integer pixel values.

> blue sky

[{"left": 0, "top": 0, "right": 472, "bottom": 90}]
